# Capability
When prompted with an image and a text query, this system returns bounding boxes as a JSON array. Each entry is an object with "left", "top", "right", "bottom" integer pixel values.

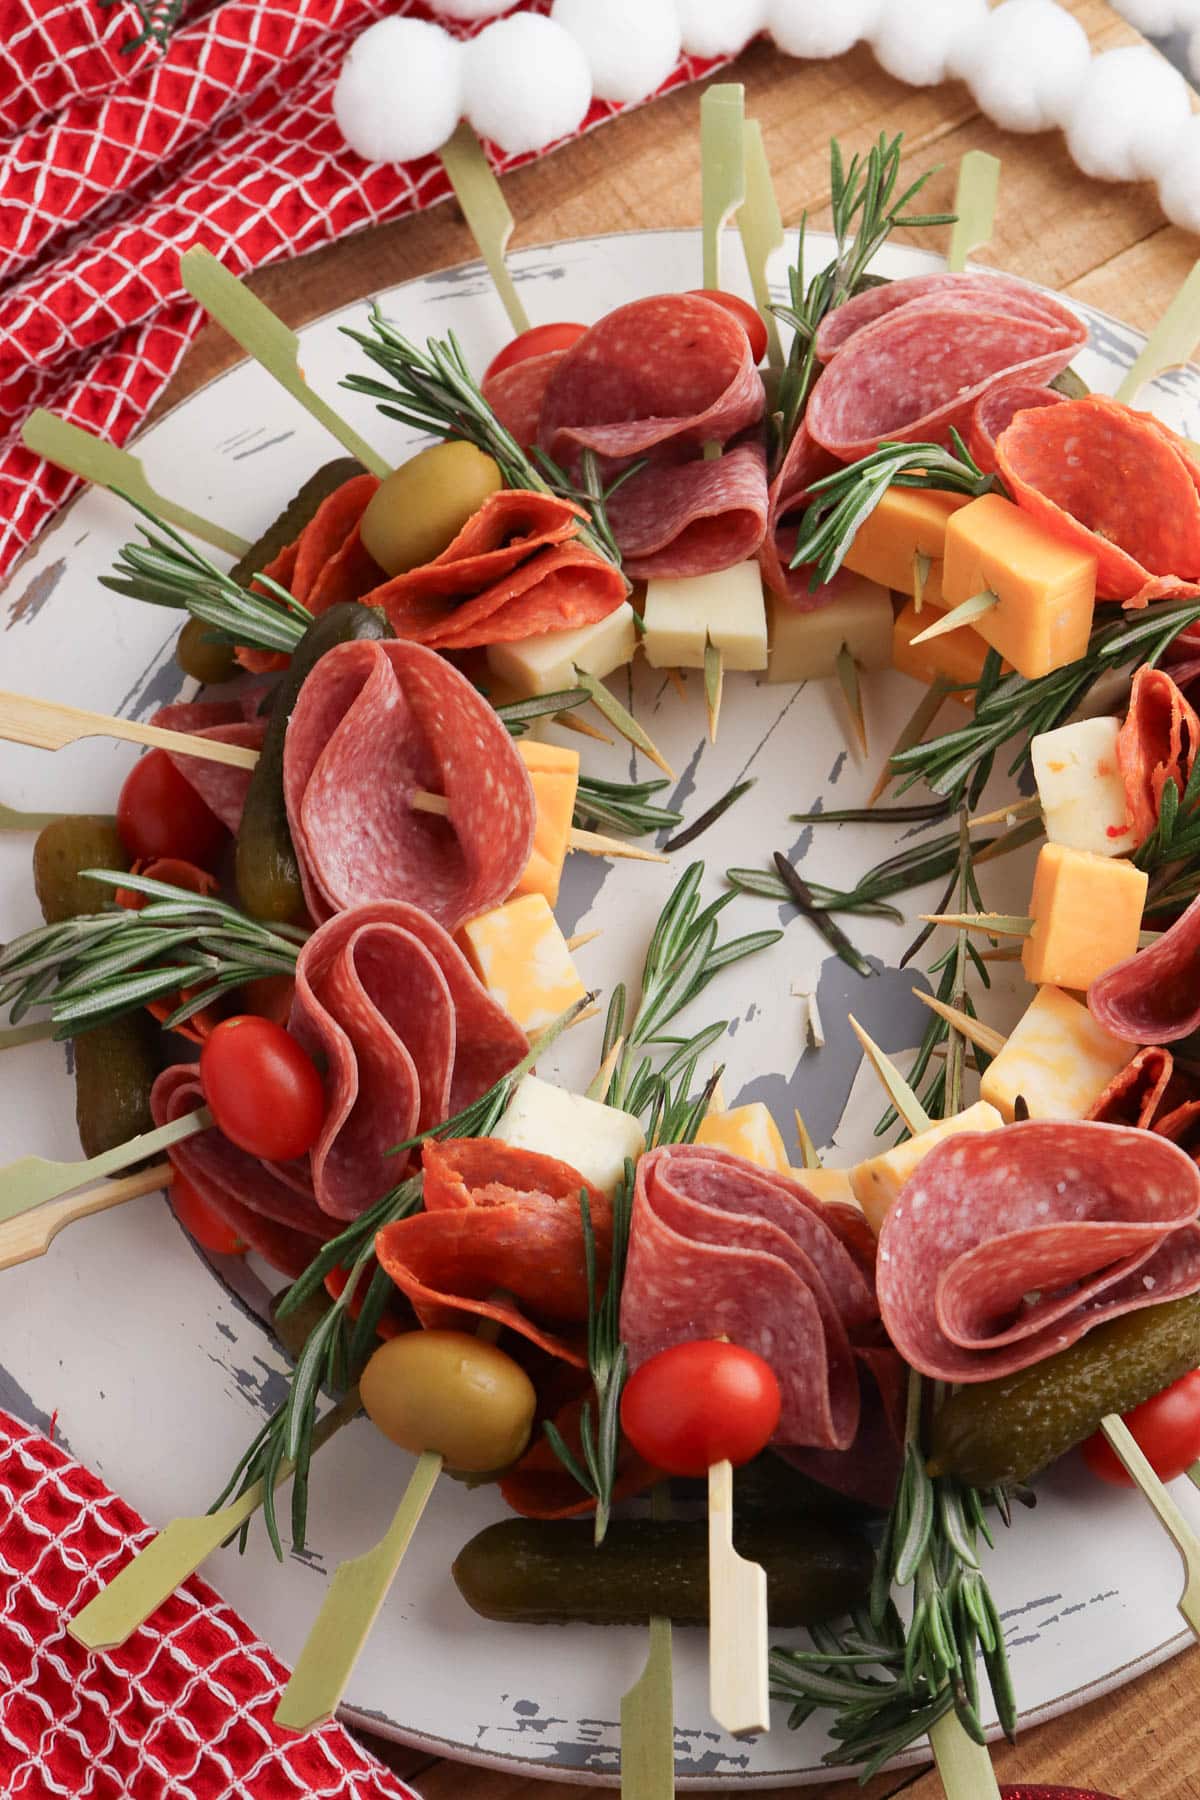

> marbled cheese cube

[
  {"left": 1030, "top": 716, "right": 1134, "bottom": 859},
  {"left": 458, "top": 894, "right": 586, "bottom": 1034},
  {"left": 486, "top": 602, "right": 638, "bottom": 696},
  {"left": 980, "top": 984, "right": 1133, "bottom": 1123},
  {"left": 850, "top": 1101, "right": 1005, "bottom": 1236},
  {"left": 695, "top": 1102, "right": 790, "bottom": 1172},
  {"left": 491, "top": 1074, "right": 644, "bottom": 1197},
  {"left": 642, "top": 562, "right": 768, "bottom": 671}
]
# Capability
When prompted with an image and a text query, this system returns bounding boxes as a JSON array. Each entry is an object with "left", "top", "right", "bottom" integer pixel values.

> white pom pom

[
  {"left": 463, "top": 15, "right": 593, "bottom": 155},
  {"left": 333, "top": 19, "right": 463, "bottom": 164},
  {"left": 425, "top": 0, "right": 519, "bottom": 19},
  {"left": 1066, "top": 45, "right": 1192, "bottom": 183},
  {"left": 767, "top": 0, "right": 881, "bottom": 60},
  {"left": 870, "top": 0, "right": 989, "bottom": 88},
  {"left": 1109, "top": 0, "right": 1187, "bottom": 30},
  {"left": 551, "top": 0, "right": 681, "bottom": 103},
  {"left": 959, "top": 0, "right": 1091, "bottom": 134},
  {"left": 677, "top": 0, "right": 766, "bottom": 57},
  {"left": 1157, "top": 113, "right": 1200, "bottom": 233}
]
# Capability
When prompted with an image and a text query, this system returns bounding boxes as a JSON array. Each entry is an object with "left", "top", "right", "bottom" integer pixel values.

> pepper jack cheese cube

[
  {"left": 1021, "top": 842, "right": 1147, "bottom": 990},
  {"left": 850, "top": 1101, "right": 1005, "bottom": 1236},
  {"left": 980, "top": 984, "right": 1133, "bottom": 1123},
  {"left": 491, "top": 1073, "right": 644, "bottom": 1197},
  {"left": 513, "top": 740, "right": 579, "bottom": 908},
  {"left": 892, "top": 597, "right": 999, "bottom": 705},
  {"left": 766, "top": 577, "right": 893, "bottom": 683},
  {"left": 842, "top": 487, "right": 967, "bottom": 603},
  {"left": 458, "top": 894, "right": 586, "bottom": 1034},
  {"left": 642, "top": 562, "right": 768, "bottom": 671},
  {"left": 486, "top": 602, "right": 638, "bottom": 697},
  {"left": 1030, "top": 716, "right": 1135, "bottom": 860},
  {"left": 942, "top": 494, "right": 1097, "bottom": 680},
  {"left": 695, "top": 1102, "right": 790, "bottom": 1171}
]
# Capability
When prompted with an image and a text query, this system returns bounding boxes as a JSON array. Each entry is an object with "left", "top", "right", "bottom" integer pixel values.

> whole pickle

[
  {"left": 33, "top": 815, "right": 125, "bottom": 923},
  {"left": 176, "top": 616, "right": 238, "bottom": 686},
  {"left": 928, "top": 1294, "right": 1200, "bottom": 1489},
  {"left": 452, "top": 1515, "right": 872, "bottom": 1628},
  {"left": 234, "top": 601, "right": 390, "bottom": 922},
  {"left": 227, "top": 457, "right": 365, "bottom": 592}
]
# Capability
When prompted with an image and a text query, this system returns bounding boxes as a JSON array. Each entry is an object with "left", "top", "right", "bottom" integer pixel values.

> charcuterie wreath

[{"left": 4, "top": 95, "right": 1200, "bottom": 1796}]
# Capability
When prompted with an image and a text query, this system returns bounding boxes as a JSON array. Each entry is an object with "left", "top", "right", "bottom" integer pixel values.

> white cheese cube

[
  {"left": 491, "top": 1073, "right": 645, "bottom": 1197},
  {"left": 1030, "top": 716, "right": 1134, "bottom": 859},
  {"left": 850, "top": 1101, "right": 1004, "bottom": 1236},
  {"left": 486, "top": 603, "right": 638, "bottom": 697},
  {"left": 695, "top": 1102, "right": 790, "bottom": 1172},
  {"left": 642, "top": 562, "right": 768, "bottom": 671},
  {"left": 980, "top": 984, "right": 1133, "bottom": 1123},
  {"left": 458, "top": 894, "right": 586, "bottom": 1034},
  {"left": 767, "top": 578, "right": 894, "bottom": 683}
]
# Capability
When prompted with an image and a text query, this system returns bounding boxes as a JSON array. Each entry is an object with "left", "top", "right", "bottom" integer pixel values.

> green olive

[
  {"left": 360, "top": 1329, "right": 536, "bottom": 1472},
  {"left": 359, "top": 442, "right": 503, "bottom": 577},
  {"left": 176, "top": 616, "right": 238, "bottom": 685}
]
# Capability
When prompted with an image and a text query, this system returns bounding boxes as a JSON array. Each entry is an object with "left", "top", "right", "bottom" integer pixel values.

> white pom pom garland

[
  {"left": 959, "top": 0, "right": 1091, "bottom": 134},
  {"left": 463, "top": 14, "right": 593, "bottom": 155},
  {"left": 550, "top": 0, "right": 682, "bottom": 104},
  {"left": 1065, "top": 44, "right": 1192, "bottom": 184},
  {"left": 765, "top": 0, "right": 881, "bottom": 61},
  {"left": 333, "top": 19, "right": 463, "bottom": 165},
  {"left": 424, "top": 0, "right": 520, "bottom": 19},
  {"left": 677, "top": 0, "right": 767, "bottom": 58},
  {"left": 870, "top": 0, "right": 988, "bottom": 89},
  {"left": 1158, "top": 113, "right": 1200, "bottom": 234}
]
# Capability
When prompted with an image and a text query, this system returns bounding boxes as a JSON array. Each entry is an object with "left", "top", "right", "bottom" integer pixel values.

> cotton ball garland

[
  {"left": 677, "top": 0, "right": 767, "bottom": 57},
  {"left": 1110, "top": 0, "right": 1194, "bottom": 29},
  {"left": 1158, "top": 114, "right": 1200, "bottom": 233},
  {"left": 424, "top": 0, "right": 519, "bottom": 18},
  {"left": 1066, "top": 45, "right": 1192, "bottom": 185},
  {"left": 870, "top": 0, "right": 989, "bottom": 88},
  {"left": 766, "top": 0, "right": 881, "bottom": 60},
  {"left": 959, "top": 0, "right": 1091, "bottom": 134},
  {"left": 551, "top": 0, "right": 681, "bottom": 104},
  {"left": 333, "top": 18, "right": 463, "bottom": 164},
  {"left": 463, "top": 15, "right": 593, "bottom": 155}
]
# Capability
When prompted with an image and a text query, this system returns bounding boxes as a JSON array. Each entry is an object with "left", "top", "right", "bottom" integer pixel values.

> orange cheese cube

[
  {"left": 943, "top": 494, "right": 1097, "bottom": 680},
  {"left": 892, "top": 598, "right": 998, "bottom": 705},
  {"left": 1021, "top": 842, "right": 1147, "bottom": 990},
  {"left": 513, "top": 740, "right": 580, "bottom": 908},
  {"left": 695, "top": 1103, "right": 790, "bottom": 1172},
  {"left": 842, "top": 488, "right": 967, "bottom": 601},
  {"left": 791, "top": 1166, "right": 862, "bottom": 1211}
]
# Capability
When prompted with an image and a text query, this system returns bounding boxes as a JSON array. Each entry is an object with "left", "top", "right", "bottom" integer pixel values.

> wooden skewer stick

[
  {"left": 912, "top": 990, "right": 1006, "bottom": 1059},
  {"left": 0, "top": 690, "right": 260, "bottom": 770},
  {"left": 865, "top": 676, "right": 953, "bottom": 808},
  {"left": 566, "top": 929, "right": 602, "bottom": 952},
  {"left": 557, "top": 711, "right": 614, "bottom": 747},
  {"left": 708, "top": 1455, "right": 769, "bottom": 1736},
  {"left": 439, "top": 122, "right": 531, "bottom": 337},
  {"left": 736, "top": 119, "right": 785, "bottom": 370},
  {"left": 619, "top": 1483, "right": 675, "bottom": 1800},
  {"left": 0, "top": 1107, "right": 210, "bottom": 1226},
  {"left": 21, "top": 410, "right": 250, "bottom": 559},
  {"left": 1116, "top": 257, "right": 1200, "bottom": 407},
  {"left": 847, "top": 1015, "right": 931, "bottom": 1136},
  {"left": 794, "top": 1108, "right": 819, "bottom": 1171},
  {"left": 407, "top": 790, "right": 669, "bottom": 865},
  {"left": 968, "top": 794, "right": 1043, "bottom": 830},
  {"left": 923, "top": 909, "right": 1160, "bottom": 951},
  {"left": 834, "top": 643, "right": 868, "bottom": 756},
  {"left": 909, "top": 589, "right": 998, "bottom": 645},
  {"left": 0, "top": 800, "right": 67, "bottom": 831},
  {"left": 0, "top": 1163, "right": 172, "bottom": 1273},
  {"left": 585, "top": 1034, "right": 625, "bottom": 1103},
  {"left": 179, "top": 248, "right": 391, "bottom": 479},
  {"left": 0, "top": 1021, "right": 57, "bottom": 1052},
  {"left": 703, "top": 636, "right": 724, "bottom": 745},
  {"left": 70, "top": 1391, "right": 361, "bottom": 1652},
  {"left": 571, "top": 666, "right": 675, "bottom": 780},
  {"left": 947, "top": 149, "right": 1001, "bottom": 274},
  {"left": 912, "top": 550, "right": 931, "bottom": 612}
]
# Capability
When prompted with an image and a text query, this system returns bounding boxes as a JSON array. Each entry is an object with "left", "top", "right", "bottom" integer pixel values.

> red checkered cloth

[
  {"left": 0, "top": 1407, "right": 420, "bottom": 1799},
  {"left": 0, "top": 0, "right": 729, "bottom": 583}
]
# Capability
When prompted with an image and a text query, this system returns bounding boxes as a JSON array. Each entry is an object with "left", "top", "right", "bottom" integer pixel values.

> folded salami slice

[
  {"left": 996, "top": 396, "right": 1200, "bottom": 606},
  {"left": 290, "top": 904, "right": 527, "bottom": 1219},
  {"left": 1089, "top": 893, "right": 1200, "bottom": 1044},
  {"left": 363, "top": 489, "right": 627, "bottom": 650},
  {"left": 604, "top": 441, "right": 769, "bottom": 579},
  {"left": 236, "top": 473, "right": 384, "bottom": 674},
  {"left": 814, "top": 271, "right": 1086, "bottom": 363},
  {"left": 375, "top": 1137, "right": 610, "bottom": 1366},
  {"left": 1117, "top": 665, "right": 1200, "bottom": 845},
  {"left": 620, "top": 1145, "right": 884, "bottom": 1454},
  {"left": 877, "top": 1120, "right": 1200, "bottom": 1384},
  {"left": 150, "top": 699, "right": 267, "bottom": 834},
  {"left": 483, "top": 352, "right": 564, "bottom": 449},
  {"left": 758, "top": 420, "right": 841, "bottom": 605},
  {"left": 968, "top": 380, "right": 1064, "bottom": 477},
  {"left": 283, "top": 638, "right": 535, "bottom": 931}
]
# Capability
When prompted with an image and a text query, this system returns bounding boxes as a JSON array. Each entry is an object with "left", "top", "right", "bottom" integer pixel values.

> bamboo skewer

[
  {"left": 947, "top": 150, "right": 1001, "bottom": 274},
  {"left": 1116, "top": 257, "right": 1200, "bottom": 407},
  {"left": 913, "top": 990, "right": 1006, "bottom": 1059},
  {"left": 409, "top": 790, "right": 668, "bottom": 864},
  {"left": 922, "top": 908, "right": 1160, "bottom": 951},
  {"left": 439, "top": 122, "right": 531, "bottom": 337},
  {"left": 619, "top": 1484, "right": 675, "bottom": 1799},
  {"left": 834, "top": 644, "right": 868, "bottom": 756},
  {"left": 0, "top": 1107, "right": 210, "bottom": 1225},
  {"left": 737, "top": 119, "right": 785, "bottom": 370},
  {"left": 0, "top": 800, "right": 67, "bottom": 831},
  {"left": 909, "top": 590, "right": 998, "bottom": 645},
  {"left": 0, "top": 1163, "right": 172, "bottom": 1272},
  {"left": 703, "top": 636, "right": 724, "bottom": 744},
  {"left": 708, "top": 1455, "right": 769, "bottom": 1737},
  {"left": 865, "top": 677, "right": 953, "bottom": 808}
]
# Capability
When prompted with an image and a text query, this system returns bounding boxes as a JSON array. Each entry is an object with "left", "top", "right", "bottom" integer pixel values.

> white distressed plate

[{"left": 2, "top": 230, "right": 1199, "bottom": 1788}]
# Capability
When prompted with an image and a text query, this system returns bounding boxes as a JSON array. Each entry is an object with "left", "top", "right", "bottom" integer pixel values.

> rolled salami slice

[
  {"left": 619, "top": 1144, "right": 884, "bottom": 1454},
  {"left": 150, "top": 700, "right": 266, "bottom": 834},
  {"left": 996, "top": 396, "right": 1200, "bottom": 606},
  {"left": 604, "top": 441, "right": 769, "bottom": 579},
  {"left": 375, "top": 1137, "right": 610, "bottom": 1366},
  {"left": 283, "top": 638, "right": 535, "bottom": 931},
  {"left": 877, "top": 1120, "right": 1200, "bottom": 1384},
  {"left": 483, "top": 351, "right": 564, "bottom": 449},
  {"left": 814, "top": 270, "right": 1086, "bottom": 363},
  {"left": 969, "top": 380, "right": 1064, "bottom": 477},
  {"left": 1089, "top": 893, "right": 1200, "bottom": 1044},
  {"left": 290, "top": 904, "right": 527, "bottom": 1219},
  {"left": 1117, "top": 664, "right": 1200, "bottom": 845},
  {"left": 758, "top": 420, "right": 841, "bottom": 605},
  {"left": 363, "top": 489, "right": 627, "bottom": 650}
]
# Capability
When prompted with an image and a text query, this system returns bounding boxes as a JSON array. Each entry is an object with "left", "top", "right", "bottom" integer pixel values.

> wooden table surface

[{"left": 160, "top": 5, "right": 1200, "bottom": 1795}]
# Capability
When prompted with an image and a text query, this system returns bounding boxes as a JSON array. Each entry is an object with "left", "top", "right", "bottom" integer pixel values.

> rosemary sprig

[
  {"left": 662, "top": 778, "right": 756, "bottom": 854},
  {"left": 573, "top": 774, "right": 682, "bottom": 839},
  {"left": 1134, "top": 759, "right": 1200, "bottom": 915},
  {"left": 773, "top": 850, "right": 873, "bottom": 978}
]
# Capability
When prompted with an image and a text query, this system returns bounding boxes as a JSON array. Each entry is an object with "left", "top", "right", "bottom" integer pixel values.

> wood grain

[{"left": 156, "top": 2, "right": 1200, "bottom": 1793}]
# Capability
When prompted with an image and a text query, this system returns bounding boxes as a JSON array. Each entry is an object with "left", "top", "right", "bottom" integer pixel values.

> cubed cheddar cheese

[
  {"left": 892, "top": 597, "right": 998, "bottom": 704},
  {"left": 513, "top": 740, "right": 579, "bottom": 908},
  {"left": 643, "top": 562, "right": 768, "bottom": 671},
  {"left": 491, "top": 1073, "right": 644, "bottom": 1196},
  {"left": 767, "top": 577, "right": 893, "bottom": 683},
  {"left": 1021, "top": 842, "right": 1147, "bottom": 990},
  {"left": 458, "top": 894, "right": 586, "bottom": 1033},
  {"left": 842, "top": 488, "right": 967, "bottom": 602},
  {"left": 979, "top": 984, "right": 1133, "bottom": 1122},
  {"left": 486, "top": 602, "right": 638, "bottom": 697},
  {"left": 1030, "top": 716, "right": 1135, "bottom": 860},
  {"left": 792, "top": 1165, "right": 862, "bottom": 1211},
  {"left": 850, "top": 1101, "right": 1004, "bottom": 1236},
  {"left": 943, "top": 494, "right": 1097, "bottom": 680},
  {"left": 695, "top": 1102, "right": 790, "bottom": 1172}
]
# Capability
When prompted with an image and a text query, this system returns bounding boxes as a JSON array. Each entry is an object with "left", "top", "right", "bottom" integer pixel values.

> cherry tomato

[
  {"left": 619, "top": 1340, "right": 781, "bottom": 1476},
  {"left": 688, "top": 289, "right": 769, "bottom": 364},
  {"left": 117, "top": 750, "right": 226, "bottom": 869},
  {"left": 199, "top": 1015, "right": 326, "bottom": 1162},
  {"left": 483, "top": 321, "right": 588, "bottom": 384},
  {"left": 169, "top": 1172, "right": 246, "bottom": 1256},
  {"left": 1081, "top": 1369, "right": 1200, "bottom": 1486}
]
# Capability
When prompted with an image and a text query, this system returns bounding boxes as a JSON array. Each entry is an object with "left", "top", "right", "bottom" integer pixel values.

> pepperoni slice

[
  {"left": 236, "top": 473, "right": 383, "bottom": 674},
  {"left": 1089, "top": 892, "right": 1200, "bottom": 1045},
  {"left": 1086, "top": 1045, "right": 1178, "bottom": 1131},
  {"left": 1117, "top": 664, "right": 1200, "bottom": 845}
]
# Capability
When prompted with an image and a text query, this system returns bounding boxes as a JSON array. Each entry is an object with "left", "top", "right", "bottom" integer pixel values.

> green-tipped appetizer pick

[
  {"left": 0, "top": 1161, "right": 170, "bottom": 1272},
  {"left": 737, "top": 120, "right": 784, "bottom": 369},
  {"left": 0, "top": 1106, "right": 210, "bottom": 1226},
  {"left": 179, "top": 248, "right": 391, "bottom": 478},
  {"left": 846, "top": 1015, "right": 931, "bottom": 1136},
  {"left": 1116, "top": 258, "right": 1200, "bottom": 406},
  {"left": 701, "top": 84, "right": 747, "bottom": 292},
  {"left": 571, "top": 666, "right": 676, "bottom": 780},
  {"left": 21, "top": 411, "right": 250, "bottom": 559},
  {"left": 1099, "top": 1414, "right": 1200, "bottom": 1638},
  {"left": 0, "top": 800, "right": 64, "bottom": 832},
  {"left": 439, "top": 122, "right": 532, "bottom": 337},
  {"left": 619, "top": 1484, "right": 674, "bottom": 1800},
  {"left": 948, "top": 150, "right": 1001, "bottom": 274}
]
